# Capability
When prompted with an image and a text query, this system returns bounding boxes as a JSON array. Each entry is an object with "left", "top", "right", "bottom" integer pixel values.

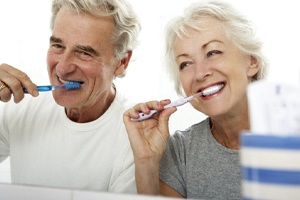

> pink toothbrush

[{"left": 131, "top": 84, "right": 223, "bottom": 121}]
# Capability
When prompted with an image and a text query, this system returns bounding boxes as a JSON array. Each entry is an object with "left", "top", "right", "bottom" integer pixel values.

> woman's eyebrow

[
  {"left": 203, "top": 39, "right": 223, "bottom": 48},
  {"left": 176, "top": 53, "right": 189, "bottom": 60}
]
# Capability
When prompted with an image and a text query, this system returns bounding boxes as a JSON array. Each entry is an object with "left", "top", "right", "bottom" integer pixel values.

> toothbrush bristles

[
  {"left": 65, "top": 81, "right": 81, "bottom": 90},
  {"left": 200, "top": 84, "right": 223, "bottom": 96}
]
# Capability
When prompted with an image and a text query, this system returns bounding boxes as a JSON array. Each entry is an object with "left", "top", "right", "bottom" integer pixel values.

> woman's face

[{"left": 173, "top": 17, "right": 259, "bottom": 117}]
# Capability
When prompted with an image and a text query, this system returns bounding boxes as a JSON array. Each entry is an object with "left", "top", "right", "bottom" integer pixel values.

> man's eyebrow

[
  {"left": 49, "top": 36, "right": 100, "bottom": 57},
  {"left": 49, "top": 36, "right": 62, "bottom": 43},
  {"left": 76, "top": 45, "right": 100, "bottom": 57}
]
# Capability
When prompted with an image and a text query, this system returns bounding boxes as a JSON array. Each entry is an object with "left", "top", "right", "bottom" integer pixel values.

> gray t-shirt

[{"left": 160, "top": 117, "right": 241, "bottom": 200}]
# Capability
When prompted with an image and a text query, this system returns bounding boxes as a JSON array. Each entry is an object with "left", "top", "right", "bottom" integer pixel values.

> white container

[{"left": 240, "top": 132, "right": 300, "bottom": 200}]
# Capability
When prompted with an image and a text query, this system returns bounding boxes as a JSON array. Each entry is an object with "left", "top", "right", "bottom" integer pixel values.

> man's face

[{"left": 47, "top": 8, "right": 122, "bottom": 110}]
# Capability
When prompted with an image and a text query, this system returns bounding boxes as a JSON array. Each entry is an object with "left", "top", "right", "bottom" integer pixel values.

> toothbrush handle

[
  {"left": 131, "top": 110, "right": 158, "bottom": 122},
  {"left": 130, "top": 96, "right": 195, "bottom": 121},
  {"left": 23, "top": 86, "right": 53, "bottom": 93},
  {"left": 36, "top": 86, "right": 53, "bottom": 92},
  {"left": 164, "top": 97, "right": 191, "bottom": 109},
  {"left": 130, "top": 100, "right": 183, "bottom": 121}
]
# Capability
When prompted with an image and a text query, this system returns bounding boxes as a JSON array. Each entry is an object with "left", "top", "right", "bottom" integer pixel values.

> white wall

[{"left": 1, "top": 0, "right": 300, "bottom": 183}]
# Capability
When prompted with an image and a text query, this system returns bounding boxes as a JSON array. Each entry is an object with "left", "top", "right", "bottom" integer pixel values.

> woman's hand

[
  {"left": 0, "top": 63, "right": 38, "bottom": 103},
  {"left": 124, "top": 99, "right": 177, "bottom": 160},
  {"left": 123, "top": 99, "right": 177, "bottom": 194}
]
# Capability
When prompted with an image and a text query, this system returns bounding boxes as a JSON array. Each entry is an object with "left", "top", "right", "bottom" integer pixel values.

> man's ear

[
  {"left": 247, "top": 56, "right": 259, "bottom": 77},
  {"left": 114, "top": 50, "right": 133, "bottom": 76}
]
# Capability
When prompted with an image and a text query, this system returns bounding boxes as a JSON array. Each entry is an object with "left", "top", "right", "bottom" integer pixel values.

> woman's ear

[
  {"left": 247, "top": 56, "right": 259, "bottom": 77},
  {"left": 114, "top": 51, "right": 133, "bottom": 76}
]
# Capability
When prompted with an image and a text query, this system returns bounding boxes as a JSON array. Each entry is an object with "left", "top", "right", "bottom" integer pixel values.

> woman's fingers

[{"left": 125, "top": 100, "right": 172, "bottom": 121}]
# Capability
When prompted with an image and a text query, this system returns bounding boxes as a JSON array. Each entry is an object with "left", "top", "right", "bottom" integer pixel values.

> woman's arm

[
  {"left": 160, "top": 180, "right": 185, "bottom": 198},
  {"left": 123, "top": 99, "right": 176, "bottom": 195}
]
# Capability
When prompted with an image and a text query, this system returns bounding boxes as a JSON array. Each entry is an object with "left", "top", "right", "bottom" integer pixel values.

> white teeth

[
  {"left": 59, "top": 79, "right": 68, "bottom": 84},
  {"left": 201, "top": 84, "right": 224, "bottom": 96}
]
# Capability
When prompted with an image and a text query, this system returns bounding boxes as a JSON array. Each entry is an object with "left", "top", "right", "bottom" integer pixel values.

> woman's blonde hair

[{"left": 164, "top": 0, "right": 268, "bottom": 96}]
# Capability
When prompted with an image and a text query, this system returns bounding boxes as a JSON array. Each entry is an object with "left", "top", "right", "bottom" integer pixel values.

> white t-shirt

[{"left": 0, "top": 90, "right": 136, "bottom": 193}]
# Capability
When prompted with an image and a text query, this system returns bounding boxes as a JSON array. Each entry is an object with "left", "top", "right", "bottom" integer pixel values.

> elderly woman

[{"left": 123, "top": 0, "right": 268, "bottom": 199}]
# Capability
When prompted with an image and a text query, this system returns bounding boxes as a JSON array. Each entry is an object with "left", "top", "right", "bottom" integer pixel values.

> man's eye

[
  {"left": 49, "top": 44, "right": 64, "bottom": 53},
  {"left": 50, "top": 43, "right": 63, "bottom": 48},
  {"left": 207, "top": 50, "right": 222, "bottom": 57},
  {"left": 76, "top": 51, "right": 94, "bottom": 61}
]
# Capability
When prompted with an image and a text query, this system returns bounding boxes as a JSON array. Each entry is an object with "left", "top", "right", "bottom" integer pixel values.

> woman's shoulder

[{"left": 171, "top": 117, "right": 211, "bottom": 140}]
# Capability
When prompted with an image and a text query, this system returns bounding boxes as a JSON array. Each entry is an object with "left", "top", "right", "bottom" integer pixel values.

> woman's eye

[
  {"left": 207, "top": 50, "right": 222, "bottom": 57},
  {"left": 179, "top": 62, "right": 191, "bottom": 70}
]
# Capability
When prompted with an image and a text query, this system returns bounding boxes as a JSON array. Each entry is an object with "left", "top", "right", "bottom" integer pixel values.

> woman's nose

[{"left": 193, "top": 61, "right": 213, "bottom": 82}]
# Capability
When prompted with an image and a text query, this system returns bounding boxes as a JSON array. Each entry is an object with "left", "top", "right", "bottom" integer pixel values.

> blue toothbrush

[{"left": 23, "top": 81, "right": 81, "bottom": 93}]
